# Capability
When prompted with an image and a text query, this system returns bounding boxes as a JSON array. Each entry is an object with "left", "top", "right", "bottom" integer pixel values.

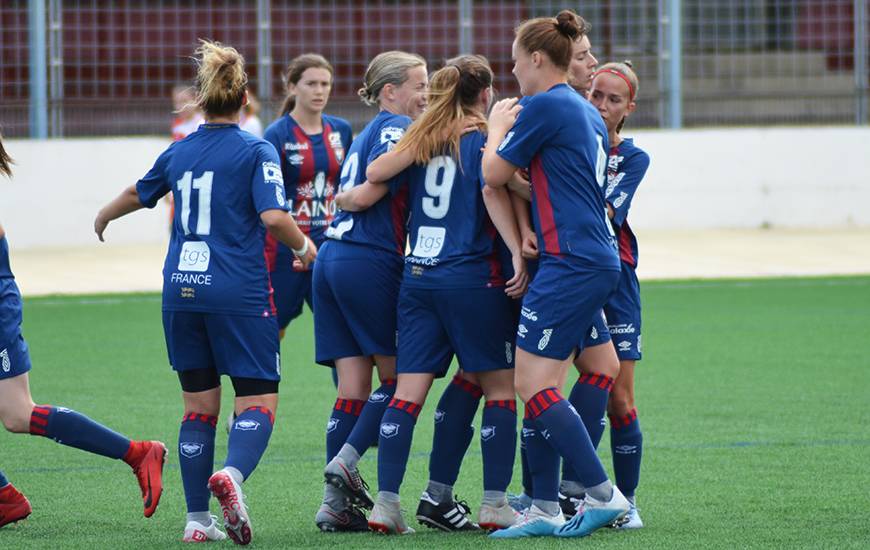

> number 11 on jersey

[{"left": 176, "top": 171, "right": 213, "bottom": 235}]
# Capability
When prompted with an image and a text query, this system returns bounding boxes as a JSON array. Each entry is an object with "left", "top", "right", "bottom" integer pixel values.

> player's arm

[
  {"left": 606, "top": 203, "right": 615, "bottom": 219},
  {"left": 482, "top": 184, "right": 528, "bottom": 298},
  {"left": 366, "top": 146, "right": 414, "bottom": 184},
  {"left": 335, "top": 181, "right": 390, "bottom": 212},
  {"left": 482, "top": 98, "right": 523, "bottom": 188},
  {"left": 260, "top": 209, "right": 316, "bottom": 269},
  {"left": 94, "top": 185, "right": 146, "bottom": 242},
  {"left": 506, "top": 169, "right": 531, "bottom": 201},
  {"left": 510, "top": 190, "right": 539, "bottom": 259}
]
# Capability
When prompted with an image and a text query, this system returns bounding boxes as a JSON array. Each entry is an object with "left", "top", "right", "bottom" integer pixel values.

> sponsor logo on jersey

[
  {"left": 520, "top": 307, "right": 538, "bottom": 321},
  {"left": 538, "top": 328, "right": 553, "bottom": 351},
  {"left": 605, "top": 171, "right": 625, "bottom": 197},
  {"left": 411, "top": 226, "right": 446, "bottom": 258},
  {"left": 0, "top": 348, "right": 9, "bottom": 372},
  {"left": 380, "top": 422, "right": 399, "bottom": 438},
  {"left": 614, "top": 444, "right": 638, "bottom": 455},
  {"left": 285, "top": 142, "right": 310, "bottom": 151},
  {"left": 498, "top": 131, "right": 515, "bottom": 152},
  {"left": 480, "top": 426, "right": 496, "bottom": 441},
  {"left": 234, "top": 419, "right": 260, "bottom": 431},
  {"left": 618, "top": 341, "right": 632, "bottom": 352},
  {"left": 406, "top": 256, "right": 439, "bottom": 267},
  {"left": 434, "top": 410, "right": 445, "bottom": 424},
  {"left": 178, "top": 241, "right": 211, "bottom": 273},
  {"left": 613, "top": 191, "right": 629, "bottom": 209},
  {"left": 609, "top": 323, "right": 635, "bottom": 335},
  {"left": 288, "top": 153, "right": 305, "bottom": 166},
  {"left": 326, "top": 418, "right": 339, "bottom": 433},
  {"left": 380, "top": 126, "right": 405, "bottom": 145},
  {"left": 172, "top": 273, "right": 212, "bottom": 286},
  {"left": 262, "top": 161, "right": 283, "bottom": 184},
  {"left": 505, "top": 342, "right": 513, "bottom": 364},
  {"left": 517, "top": 324, "right": 528, "bottom": 338},
  {"left": 179, "top": 442, "right": 204, "bottom": 458},
  {"left": 369, "top": 392, "right": 389, "bottom": 403}
]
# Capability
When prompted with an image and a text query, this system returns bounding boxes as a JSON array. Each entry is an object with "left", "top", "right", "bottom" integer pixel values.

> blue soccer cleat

[
  {"left": 555, "top": 486, "right": 630, "bottom": 538},
  {"left": 489, "top": 505, "right": 564, "bottom": 538}
]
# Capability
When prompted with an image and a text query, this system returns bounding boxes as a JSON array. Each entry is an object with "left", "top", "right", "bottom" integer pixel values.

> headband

[{"left": 593, "top": 68, "right": 635, "bottom": 100}]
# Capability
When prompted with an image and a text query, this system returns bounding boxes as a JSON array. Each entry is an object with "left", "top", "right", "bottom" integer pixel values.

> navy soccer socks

[
  {"left": 29, "top": 405, "right": 131, "bottom": 459},
  {"left": 481, "top": 400, "right": 517, "bottom": 501},
  {"left": 562, "top": 374, "right": 614, "bottom": 494},
  {"left": 327, "top": 398, "right": 364, "bottom": 463},
  {"left": 377, "top": 398, "right": 421, "bottom": 496},
  {"left": 427, "top": 374, "right": 482, "bottom": 499},
  {"left": 224, "top": 406, "right": 274, "bottom": 481},
  {"left": 178, "top": 413, "right": 217, "bottom": 514},
  {"left": 345, "top": 378, "right": 396, "bottom": 459},
  {"left": 610, "top": 408, "right": 643, "bottom": 499},
  {"left": 522, "top": 410, "right": 560, "bottom": 514}
]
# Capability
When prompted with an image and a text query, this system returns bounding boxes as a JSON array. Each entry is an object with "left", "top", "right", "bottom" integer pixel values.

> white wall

[{"left": 1, "top": 128, "right": 867, "bottom": 249}]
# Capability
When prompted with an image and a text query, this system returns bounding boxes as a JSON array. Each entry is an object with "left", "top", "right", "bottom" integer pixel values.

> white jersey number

[
  {"left": 176, "top": 171, "right": 213, "bottom": 236},
  {"left": 422, "top": 155, "right": 456, "bottom": 220},
  {"left": 339, "top": 151, "right": 359, "bottom": 193},
  {"left": 595, "top": 134, "right": 607, "bottom": 188}
]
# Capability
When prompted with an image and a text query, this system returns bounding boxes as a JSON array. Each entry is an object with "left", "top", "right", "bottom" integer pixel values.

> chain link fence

[{"left": 1, "top": 0, "right": 867, "bottom": 138}]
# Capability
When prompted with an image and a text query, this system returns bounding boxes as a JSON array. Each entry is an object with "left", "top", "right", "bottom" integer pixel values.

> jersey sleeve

[
  {"left": 607, "top": 149, "right": 650, "bottom": 227},
  {"left": 263, "top": 123, "right": 284, "bottom": 170},
  {"left": 136, "top": 145, "right": 174, "bottom": 208},
  {"left": 251, "top": 142, "right": 291, "bottom": 214},
  {"left": 495, "top": 95, "right": 555, "bottom": 170},
  {"left": 366, "top": 116, "right": 411, "bottom": 166}
]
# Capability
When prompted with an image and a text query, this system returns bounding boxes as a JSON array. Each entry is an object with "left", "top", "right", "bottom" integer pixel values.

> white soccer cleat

[
  {"left": 208, "top": 470, "right": 252, "bottom": 545},
  {"left": 478, "top": 501, "right": 520, "bottom": 531},
  {"left": 555, "top": 486, "right": 630, "bottom": 538},
  {"left": 613, "top": 501, "right": 644, "bottom": 529},
  {"left": 489, "top": 504, "right": 565, "bottom": 538},
  {"left": 368, "top": 499, "right": 415, "bottom": 535},
  {"left": 182, "top": 515, "right": 228, "bottom": 542}
]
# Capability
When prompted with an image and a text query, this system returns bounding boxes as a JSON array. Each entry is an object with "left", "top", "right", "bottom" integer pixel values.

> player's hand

[
  {"left": 521, "top": 232, "right": 539, "bottom": 260},
  {"left": 94, "top": 212, "right": 110, "bottom": 242},
  {"left": 505, "top": 254, "right": 529, "bottom": 298},
  {"left": 488, "top": 98, "right": 522, "bottom": 136},
  {"left": 507, "top": 170, "right": 530, "bottom": 194},
  {"left": 292, "top": 237, "right": 317, "bottom": 271}
]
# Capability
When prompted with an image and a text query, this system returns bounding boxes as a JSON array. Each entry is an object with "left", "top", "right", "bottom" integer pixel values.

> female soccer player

[
  {"left": 263, "top": 54, "right": 352, "bottom": 340},
  {"left": 343, "top": 54, "right": 528, "bottom": 534},
  {"left": 482, "top": 10, "right": 630, "bottom": 538},
  {"left": 0, "top": 134, "right": 167, "bottom": 529},
  {"left": 95, "top": 40, "right": 315, "bottom": 545},
  {"left": 315, "top": 51, "right": 427, "bottom": 532},
  {"left": 588, "top": 61, "right": 650, "bottom": 529}
]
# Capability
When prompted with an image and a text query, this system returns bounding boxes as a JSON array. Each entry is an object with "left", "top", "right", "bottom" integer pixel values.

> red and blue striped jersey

[
  {"left": 398, "top": 130, "right": 505, "bottom": 289},
  {"left": 136, "top": 123, "right": 290, "bottom": 316},
  {"left": 605, "top": 138, "right": 649, "bottom": 267},
  {"left": 325, "top": 110, "right": 411, "bottom": 255},
  {"left": 496, "top": 84, "right": 619, "bottom": 271}
]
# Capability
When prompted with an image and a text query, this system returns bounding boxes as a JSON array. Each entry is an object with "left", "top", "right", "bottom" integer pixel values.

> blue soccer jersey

[
  {"left": 605, "top": 138, "right": 650, "bottom": 268},
  {"left": 325, "top": 110, "right": 411, "bottom": 255},
  {"left": 0, "top": 236, "right": 22, "bottom": 345},
  {"left": 400, "top": 130, "right": 505, "bottom": 288},
  {"left": 136, "top": 123, "right": 290, "bottom": 316},
  {"left": 496, "top": 83, "right": 619, "bottom": 271}
]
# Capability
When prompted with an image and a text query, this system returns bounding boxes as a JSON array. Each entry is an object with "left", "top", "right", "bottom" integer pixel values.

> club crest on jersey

[
  {"left": 380, "top": 422, "right": 399, "bottom": 438},
  {"left": 328, "top": 131, "right": 345, "bottom": 163},
  {"left": 369, "top": 391, "right": 388, "bottom": 403},
  {"left": 538, "top": 328, "right": 553, "bottom": 351},
  {"left": 480, "top": 426, "right": 496, "bottom": 441},
  {"left": 434, "top": 409, "right": 446, "bottom": 424},
  {"left": 0, "top": 348, "right": 9, "bottom": 372},
  {"left": 326, "top": 418, "right": 339, "bottom": 433},
  {"left": 179, "top": 442, "right": 204, "bottom": 458},
  {"left": 380, "top": 126, "right": 404, "bottom": 145},
  {"left": 234, "top": 419, "right": 260, "bottom": 431}
]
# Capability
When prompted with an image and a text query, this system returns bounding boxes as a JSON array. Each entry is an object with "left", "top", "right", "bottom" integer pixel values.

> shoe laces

[
  {"left": 453, "top": 496, "right": 472, "bottom": 517},
  {"left": 347, "top": 467, "right": 369, "bottom": 492}
]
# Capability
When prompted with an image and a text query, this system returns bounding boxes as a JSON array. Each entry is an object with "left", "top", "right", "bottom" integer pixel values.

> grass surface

[{"left": 2, "top": 276, "right": 869, "bottom": 548}]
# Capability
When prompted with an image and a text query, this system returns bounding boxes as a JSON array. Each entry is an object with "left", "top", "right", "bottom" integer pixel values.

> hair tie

[{"left": 593, "top": 68, "right": 635, "bottom": 100}]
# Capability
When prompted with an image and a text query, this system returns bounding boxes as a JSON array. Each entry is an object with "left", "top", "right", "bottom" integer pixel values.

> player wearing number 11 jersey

[{"left": 96, "top": 41, "right": 315, "bottom": 545}]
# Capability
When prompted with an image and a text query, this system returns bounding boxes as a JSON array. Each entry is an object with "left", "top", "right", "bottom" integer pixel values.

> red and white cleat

[
  {"left": 124, "top": 440, "right": 168, "bottom": 518},
  {"left": 0, "top": 484, "right": 32, "bottom": 528},
  {"left": 208, "top": 469, "right": 252, "bottom": 545}
]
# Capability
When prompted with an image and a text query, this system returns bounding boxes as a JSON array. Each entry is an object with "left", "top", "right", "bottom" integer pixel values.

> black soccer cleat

[{"left": 415, "top": 492, "right": 481, "bottom": 532}]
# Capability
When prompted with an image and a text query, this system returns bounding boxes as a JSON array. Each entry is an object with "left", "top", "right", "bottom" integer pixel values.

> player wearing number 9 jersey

[
  {"left": 483, "top": 11, "right": 629, "bottom": 539},
  {"left": 313, "top": 51, "right": 428, "bottom": 533},
  {"left": 96, "top": 41, "right": 315, "bottom": 545}
]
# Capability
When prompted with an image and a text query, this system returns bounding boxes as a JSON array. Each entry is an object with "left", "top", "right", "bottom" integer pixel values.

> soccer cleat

[
  {"left": 489, "top": 505, "right": 565, "bottom": 538},
  {"left": 478, "top": 501, "right": 520, "bottom": 531},
  {"left": 368, "top": 499, "right": 415, "bottom": 535},
  {"left": 612, "top": 501, "right": 643, "bottom": 529},
  {"left": 555, "top": 486, "right": 630, "bottom": 538},
  {"left": 323, "top": 456, "right": 374, "bottom": 510},
  {"left": 182, "top": 515, "right": 228, "bottom": 542},
  {"left": 208, "top": 470, "right": 252, "bottom": 545},
  {"left": 415, "top": 492, "right": 480, "bottom": 532},
  {"left": 0, "top": 484, "right": 32, "bottom": 528},
  {"left": 559, "top": 492, "right": 583, "bottom": 520},
  {"left": 506, "top": 492, "right": 532, "bottom": 513},
  {"left": 315, "top": 502, "right": 370, "bottom": 532},
  {"left": 125, "top": 440, "right": 168, "bottom": 518}
]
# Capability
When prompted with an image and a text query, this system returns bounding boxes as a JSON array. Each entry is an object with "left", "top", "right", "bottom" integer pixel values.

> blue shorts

[
  {"left": 577, "top": 309, "right": 612, "bottom": 355},
  {"left": 0, "top": 334, "right": 31, "bottom": 380},
  {"left": 270, "top": 267, "right": 313, "bottom": 330},
  {"left": 604, "top": 264, "right": 642, "bottom": 361},
  {"left": 517, "top": 255, "right": 619, "bottom": 361},
  {"left": 312, "top": 240, "right": 402, "bottom": 366},
  {"left": 397, "top": 286, "right": 515, "bottom": 377},
  {"left": 162, "top": 311, "right": 281, "bottom": 381}
]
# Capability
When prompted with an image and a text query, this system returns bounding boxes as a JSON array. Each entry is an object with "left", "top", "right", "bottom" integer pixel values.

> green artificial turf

[{"left": 1, "top": 277, "right": 869, "bottom": 548}]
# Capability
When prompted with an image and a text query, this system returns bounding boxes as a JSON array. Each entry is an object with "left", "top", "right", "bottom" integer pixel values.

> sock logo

[
  {"left": 614, "top": 445, "right": 638, "bottom": 455},
  {"left": 521, "top": 427, "right": 535, "bottom": 439},
  {"left": 56, "top": 407, "right": 72, "bottom": 413},
  {"left": 538, "top": 328, "right": 553, "bottom": 351},
  {"left": 326, "top": 418, "right": 339, "bottom": 433},
  {"left": 434, "top": 410, "right": 445, "bottom": 424},
  {"left": 480, "top": 425, "right": 496, "bottom": 441},
  {"left": 0, "top": 348, "right": 9, "bottom": 372},
  {"left": 369, "top": 392, "right": 389, "bottom": 403},
  {"left": 179, "top": 442, "right": 204, "bottom": 458},
  {"left": 380, "top": 422, "right": 399, "bottom": 438},
  {"left": 234, "top": 419, "right": 260, "bottom": 431}
]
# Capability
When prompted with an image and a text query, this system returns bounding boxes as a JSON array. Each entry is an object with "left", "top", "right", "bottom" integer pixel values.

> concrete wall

[{"left": 1, "top": 127, "right": 867, "bottom": 249}]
